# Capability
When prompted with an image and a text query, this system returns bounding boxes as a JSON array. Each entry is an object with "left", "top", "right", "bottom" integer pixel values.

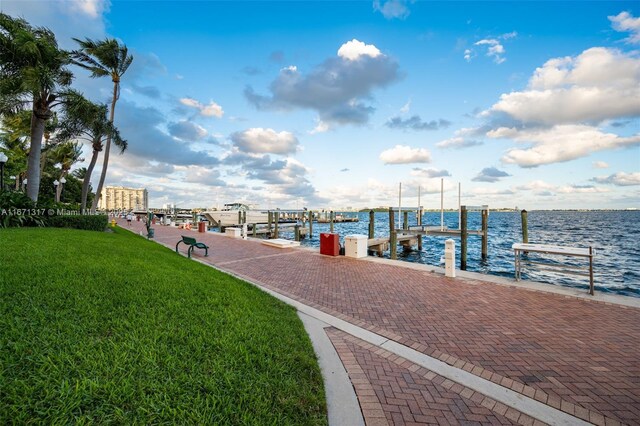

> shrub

[
  {"left": 46, "top": 214, "right": 108, "bottom": 231},
  {"left": 0, "top": 191, "right": 47, "bottom": 228}
]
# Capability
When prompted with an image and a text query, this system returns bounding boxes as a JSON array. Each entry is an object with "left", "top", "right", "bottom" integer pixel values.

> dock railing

[{"left": 512, "top": 243, "right": 596, "bottom": 295}]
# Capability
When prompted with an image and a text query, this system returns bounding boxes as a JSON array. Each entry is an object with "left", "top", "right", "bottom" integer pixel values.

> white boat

[{"left": 202, "top": 203, "right": 270, "bottom": 227}]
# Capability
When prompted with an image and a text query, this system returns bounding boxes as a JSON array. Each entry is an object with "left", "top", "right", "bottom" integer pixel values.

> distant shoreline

[{"left": 356, "top": 208, "right": 638, "bottom": 213}]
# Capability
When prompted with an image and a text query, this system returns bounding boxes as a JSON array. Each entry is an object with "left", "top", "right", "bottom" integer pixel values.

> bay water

[{"left": 288, "top": 210, "right": 640, "bottom": 297}]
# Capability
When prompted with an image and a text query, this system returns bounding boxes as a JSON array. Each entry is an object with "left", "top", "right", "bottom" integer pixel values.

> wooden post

[
  {"left": 368, "top": 210, "right": 375, "bottom": 239},
  {"left": 238, "top": 211, "right": 242, "bottom": 225},
  {"left": 295, "top": 224, "right": 300, "bottom": 242},
  {"left": 521, "top": 209, "right": 528, "bottom": 244},
  {"left": 274, "top": 212, "right": 279, "bottom": 239},
  {"left": 481, "top": 208, "right": 488, "bottom": 260},
  {"left": 252, "top": 223, "right": 257, "bottom": 237},
  {"left": 403, "top": 211, "right": 408, "bottom": 230},
  {"left": 461, "top": 206, "right": 468, "bottom": 270},
  {"left": 390, "top": 231, "right": 397, "bottom": 260},
  {"left": 309, "top": 211, "right": 313, "bottom": 238},
  {"left": 589, "top": 246, "right": 594, "bottom": 296},
  {"left": 388, "top": 207, "right": 395, "bottom": 234},
  {"left": 330, "top": 210, "right": 334, "bottom": 233},
  {"left": 268, "top": 211, "right": 273, "bottom": 237}
]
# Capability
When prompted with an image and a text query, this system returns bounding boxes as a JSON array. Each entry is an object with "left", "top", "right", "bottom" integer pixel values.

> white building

[{"left": 98, "top": 186, "right": 148, "bottom": 211}]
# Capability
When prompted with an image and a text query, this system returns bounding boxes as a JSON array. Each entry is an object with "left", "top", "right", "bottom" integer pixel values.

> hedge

[{"left": 46, "top": 214, "right": 108, "bottom": 231}]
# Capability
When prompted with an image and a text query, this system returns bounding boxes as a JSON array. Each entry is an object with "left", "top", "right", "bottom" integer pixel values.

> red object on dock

[
  {"left": 320, "top": 233, "right": 340, "bottom": 256},
  {"left": 198, "top": 221, "right": 206, "bottom": 233}
]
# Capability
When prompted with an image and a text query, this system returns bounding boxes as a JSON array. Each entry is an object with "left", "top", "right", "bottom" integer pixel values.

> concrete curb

[{"left": 298, "top": 312, "right": 365, "bottom": 426}]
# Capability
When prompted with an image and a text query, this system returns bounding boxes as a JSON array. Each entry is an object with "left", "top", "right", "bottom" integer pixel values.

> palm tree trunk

[
  {"left": 90, "top": 82, "right": 118, "bottom": 213},
  {"left": 81, "top": 145, "right": 100, "bottom": 211},
  {"left": 26, "top": 110, "right": 45, "bottom": 202}
]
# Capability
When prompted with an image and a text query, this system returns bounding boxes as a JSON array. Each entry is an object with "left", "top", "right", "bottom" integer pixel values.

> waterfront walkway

[{"left": 121, "top": 220, "right": 640, "bottom": 425}]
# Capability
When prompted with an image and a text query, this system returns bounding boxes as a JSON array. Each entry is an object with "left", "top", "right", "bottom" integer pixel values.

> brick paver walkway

[{"left": 122, "top": 220, "right": 640, "bottom": 425}]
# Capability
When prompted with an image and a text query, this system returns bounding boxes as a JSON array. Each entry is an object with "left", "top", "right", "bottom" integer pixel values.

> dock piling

[
  {"left": 390, "top": 231, "right": 397, "bottom": 260},
  {"left": 521, "top": 209, "right": 528, "bottom": 244},
  {"left": 481, "top": 208, "right": 488, "bottom": 260},
  {"left": 388, "top": 207, "right": 395, "bottom": 234},
  {"left": 295, "top": 224, "right": 301, "bottom": 242},
  {"left": 309, "top": 211, "right": 313, "bottom": 238},
  {"left": 274, "top": 212, "right": 279, "bottom": 239},
  {"left": 461, "top": 206, "right": 468, "bottom": 270},
  {"left": 368, "top": 210, "right": 375, "bottom": 239},
  {"left": 403, "top": 211, "right": 408, "bottom": 230}
]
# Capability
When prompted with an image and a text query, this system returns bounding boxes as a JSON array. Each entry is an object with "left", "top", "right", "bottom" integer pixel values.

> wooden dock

[{"left": 366, "top": 206, "right": 489, "bottom": 268}]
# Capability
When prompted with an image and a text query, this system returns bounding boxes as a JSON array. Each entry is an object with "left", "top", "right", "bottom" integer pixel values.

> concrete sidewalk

[{"left": 121, "top": 219, "right": 640, "bottom": 425}]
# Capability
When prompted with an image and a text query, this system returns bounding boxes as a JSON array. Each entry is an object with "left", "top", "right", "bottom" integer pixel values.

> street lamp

[
  {"left": 59, "top": 177, "right": 66, "bottom": 202},
  {"left": 0, "top": 152, "right": 7, "bottom": 191},
  {"left": 54, "top": 179, "right": 59, "bottom": 202}
]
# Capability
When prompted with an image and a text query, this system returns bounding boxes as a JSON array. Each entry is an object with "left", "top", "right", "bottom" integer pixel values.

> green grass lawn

[{"left": 0, "top": 227, "right": 327, "bottom": 424}]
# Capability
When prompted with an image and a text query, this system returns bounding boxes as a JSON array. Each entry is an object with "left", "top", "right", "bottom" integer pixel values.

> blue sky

[{"left": 3, "top": 0, "right": 639, "bottom": 209}]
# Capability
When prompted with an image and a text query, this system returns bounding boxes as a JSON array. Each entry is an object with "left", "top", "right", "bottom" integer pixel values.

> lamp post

[
  {"left": 54, "top": 179, "right": 59, "bottom": 202},
  {"left": 59, "top": 177, "right": 66, "bottom": 203},
  {"left": 0, "top": 152, "right": 7, "bottom": 191}
]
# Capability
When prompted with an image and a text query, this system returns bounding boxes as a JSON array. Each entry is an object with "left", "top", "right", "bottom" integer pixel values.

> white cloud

[
  {"left": 379, "top": 145, "right": 431, "bottom": 164},
  {"left": 464, "top": 49, "right": 473, "bottom": 62},
  {"left": 179, "top": 97, "right": 224, "bottom": 118},
  {"left": 400, "top": 99, "right": 411, "bottom": 114},
  {"left": 337, "top": 39, "right": 382, "bottom": 61},
  {"left": 494, "top": 124, "right": 640, "bottom": 167},
  {"left": 592, "top": 161, "right": 610, "bottom": 169},
  {"left": 475, "top": 39, "right": 505, "bottom": 64},
  {"left": 472, "top": 167, "right": 510, "bottom": 183},
  {"left": 245, "top": 39, "right": 399, "bottom": 127},
  {"left": 556, "top": 185, "right": 609, "bottom": 194},
  {"left": 436, "top": 136, "right": 483, "bottom": 149},
  {"left": 485, "top": 48, "right": 640, "bottom": 125},
  {"left": 516, "top": 180, "right": 557, "bottom": 192},
  {"left": 309, "top": 120, "right": 330, "bottom": 134},
  {"left": 373, "top": 0, "right": 412, "bottom": 20},
  {"left": 410, "top": 168, "right": 450, "bottom": 178},
  {"left": 592, "top": 172, "right": 640, "bottom": 186},
  {"left": 69, "top": 0, "right": 109, "bottom": 18},
  {"left": 231, "top": 128, "right": 299, "bottom": 155},
  {"left": 609, "top": 11, "right": 640, "bottom": 44}
]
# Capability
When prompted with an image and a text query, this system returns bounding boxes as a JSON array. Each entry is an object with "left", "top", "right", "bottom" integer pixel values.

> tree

[
  {"left": 57, "top": 92, "right": 127, "bottom": 210},
  {"left": 49, "top": 141, "right": 83, "bottom": 202},
  {"left": 0, "top": 110, "right": 30, "bottom": 190},
  {"left": 0, "top": 13, "right": 74, "bottom": 202},
  {"left": 72, "top": 38, "right": 133, "bottom": 212}
]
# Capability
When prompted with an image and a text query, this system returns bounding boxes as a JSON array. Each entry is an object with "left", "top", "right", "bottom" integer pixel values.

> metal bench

[
  {"left": 176, "top": 235, "right": 209, "bottom": 258},
  {"left": 512, "top": 243, "right": 595, "bottom": 295}
]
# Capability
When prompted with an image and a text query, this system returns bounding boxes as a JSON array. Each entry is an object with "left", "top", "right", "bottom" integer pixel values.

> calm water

[{"left": 277, "top": 210, "right": 640, "bottom": 297}]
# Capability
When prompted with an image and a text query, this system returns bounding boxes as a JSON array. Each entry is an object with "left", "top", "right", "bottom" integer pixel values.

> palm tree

[
  {"left": 57, "top": 92, "right": 127, "bottom": 210},
  {"left": 0, "top": 14, "right": 74, "bottom": 202},
  {"left": 72, "top": 38, "right": 133, "bottom": 212}
]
